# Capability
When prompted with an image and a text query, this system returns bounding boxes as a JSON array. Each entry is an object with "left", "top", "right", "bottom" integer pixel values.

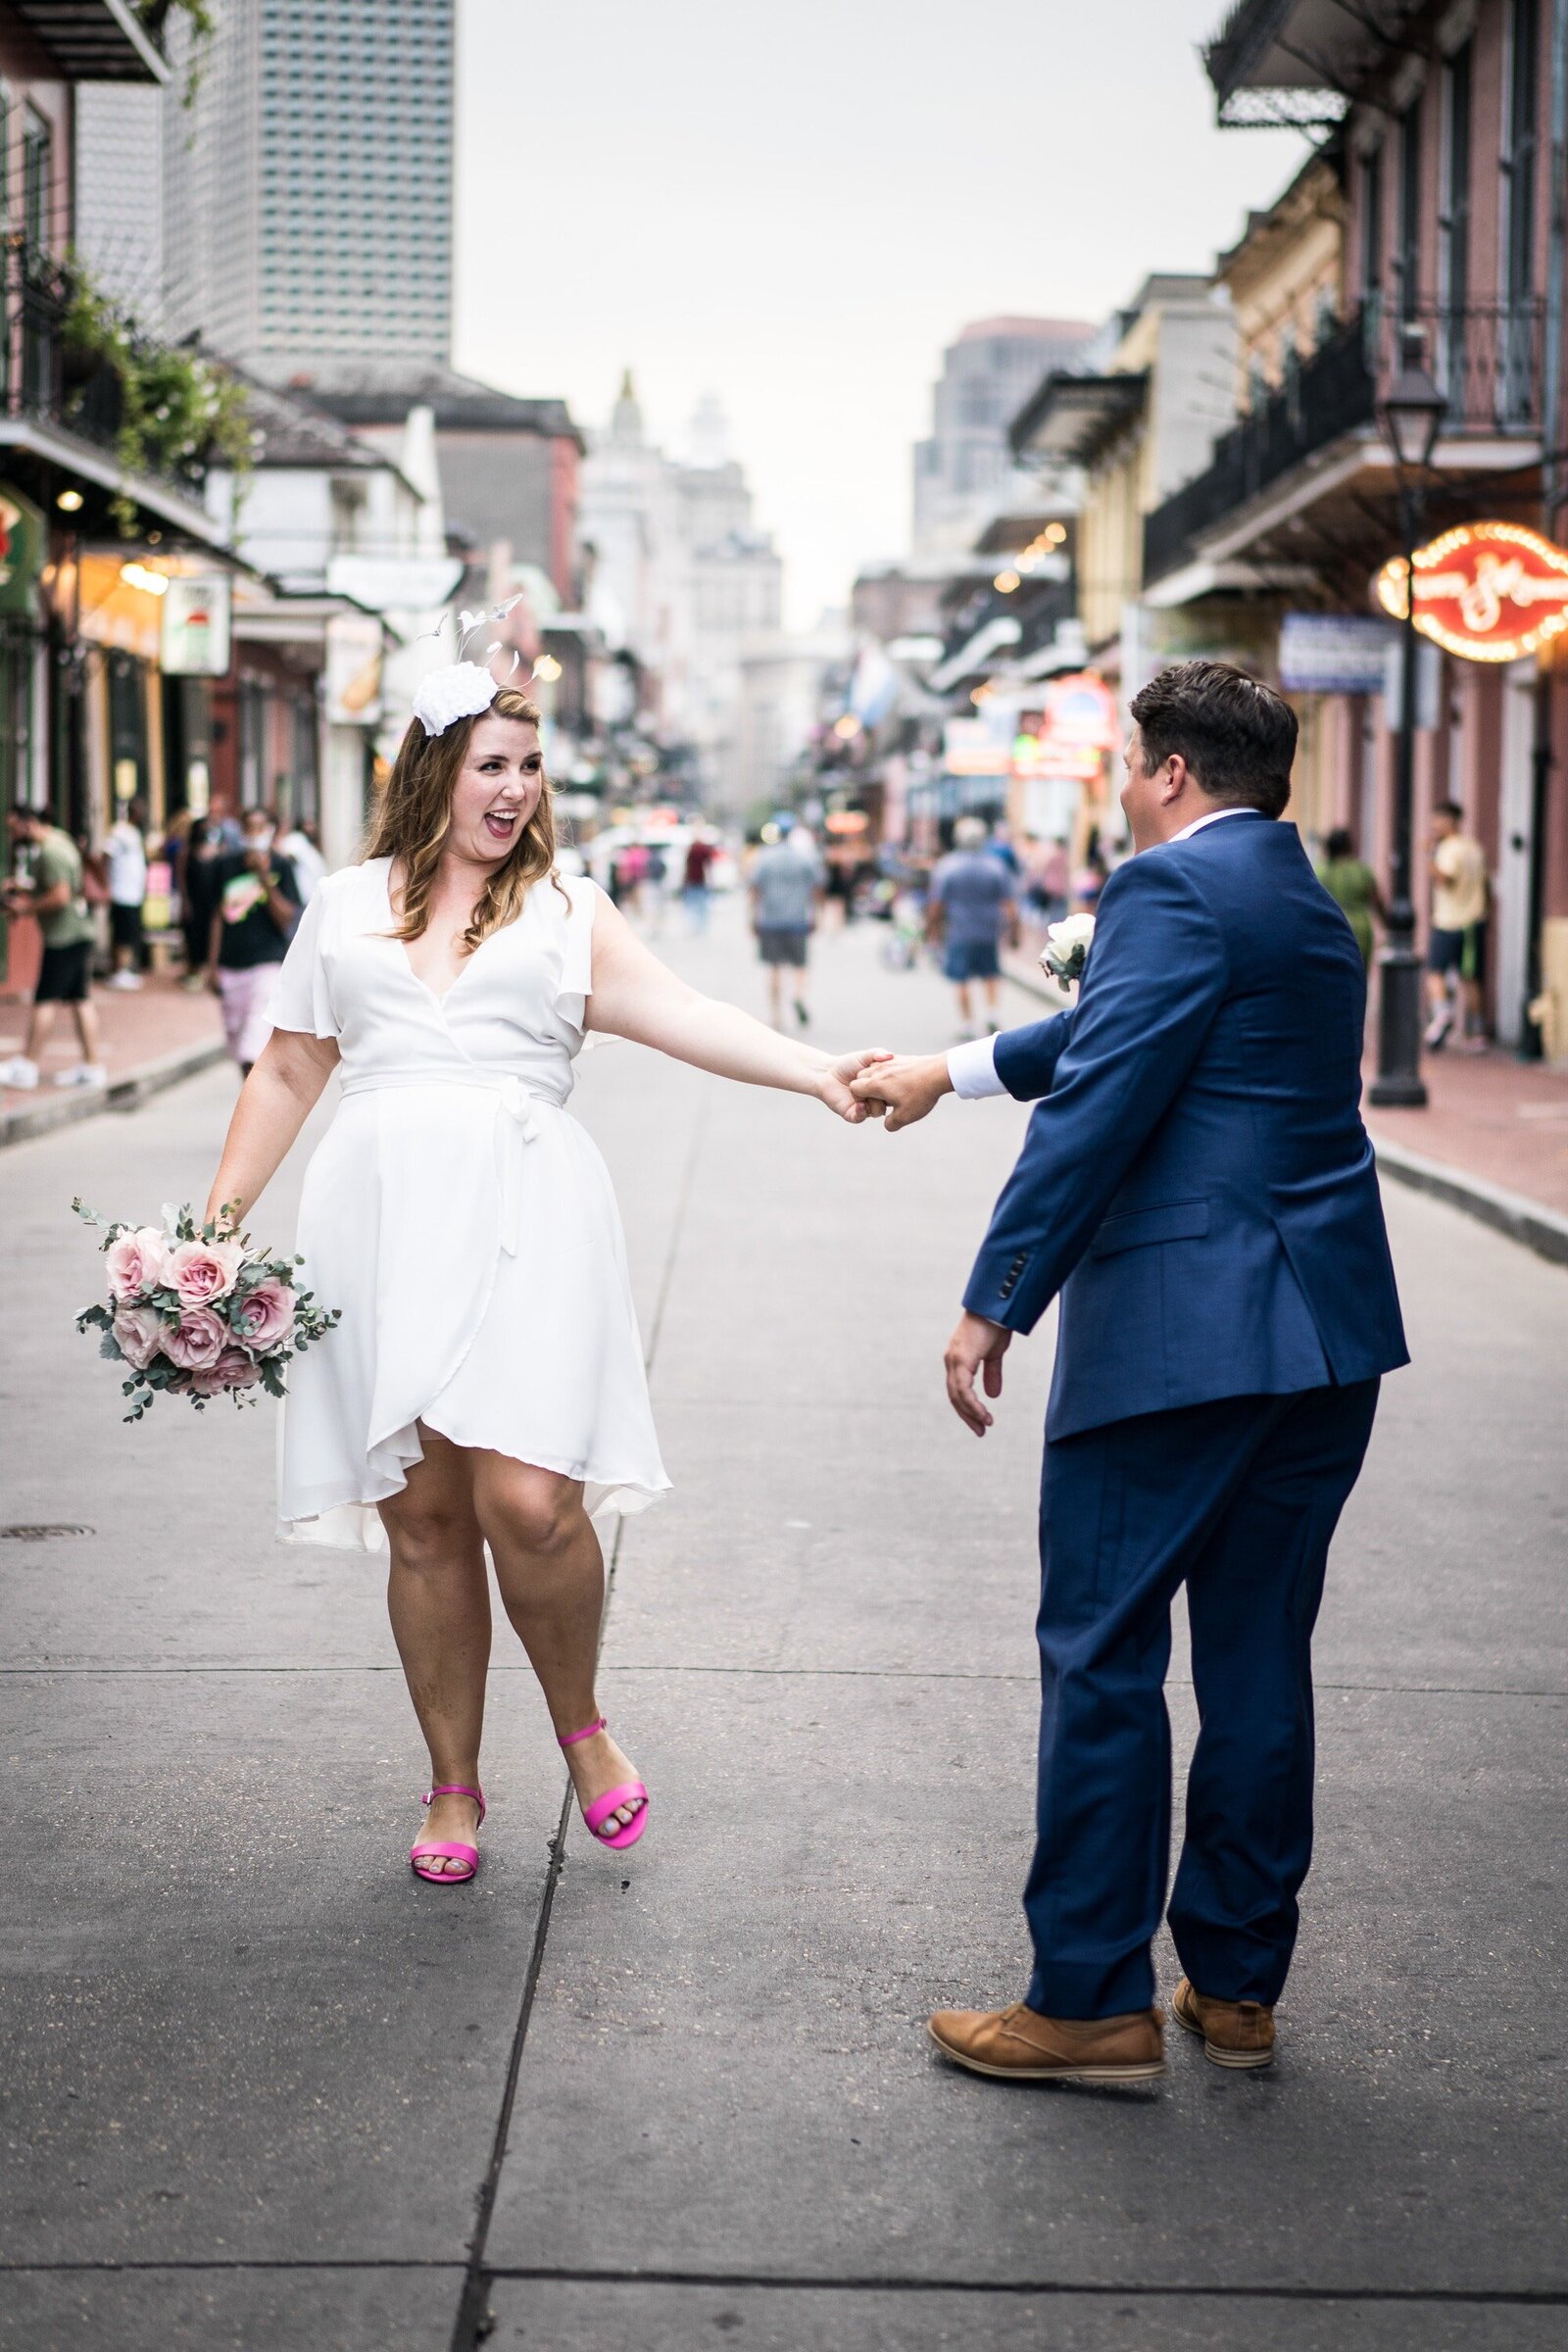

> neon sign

[{"left": 1374, "top": 521, "right": 1568, "bottom": 663}]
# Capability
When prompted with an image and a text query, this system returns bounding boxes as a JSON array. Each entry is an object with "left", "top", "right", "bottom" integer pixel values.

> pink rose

[
  {"left": 162, "top": 1304, "right": 228, "bottom": 1372},
  {"left": 191, "top": 1344, "right": 262, "bottom": 1397},
  {"left": 166, "top": 1237, "right": 246, "bottom": 1309},
  {"left": 112, "top": 1302, "right": 169, "bottom": 1372},
  {"left": 232, "top": 1277, "right": 295, "bottom": 1353},
  {"left": 104, "top": 1226, "right": 172, "bottom": 1301}
]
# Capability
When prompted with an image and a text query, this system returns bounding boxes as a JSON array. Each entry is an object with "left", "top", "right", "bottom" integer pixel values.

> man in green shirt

[{"left": 1, "top": 807, "right": 106, "bottom": 1090}]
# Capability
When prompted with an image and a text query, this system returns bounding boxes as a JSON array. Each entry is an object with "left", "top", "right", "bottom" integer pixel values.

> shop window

[
  {"left": 1360, "top": 141, "right": 1385, "bottom": 340},
  {"left": 22, "top": 104, "right": 52, "bottom": 257},
  {"left": 1506, "top": 0, "right": 1541, "bottom": 302},
  {"left": 1396, "top": 95, "right": 1421, "bottom": 321},
  {"left": 1444, "top": 38, "right": 1473, "bottom": 317}
]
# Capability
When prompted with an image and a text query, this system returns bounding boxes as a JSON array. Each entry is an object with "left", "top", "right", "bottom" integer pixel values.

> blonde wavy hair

[{"left": 365, "top": 686, "right": 565, "bottom": 951}]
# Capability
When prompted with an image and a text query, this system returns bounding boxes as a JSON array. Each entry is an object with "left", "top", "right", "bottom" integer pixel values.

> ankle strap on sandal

[
  {"left": 421, "top": 1782, "right": 486, "bottom": 1825},
  {"left": 557, "top": 1716, "right": 607, "bottom": 1749}
]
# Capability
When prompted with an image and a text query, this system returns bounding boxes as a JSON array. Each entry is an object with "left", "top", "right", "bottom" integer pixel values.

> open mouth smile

[{"left": 482, "top": 809, "right": 520, "bottom": 842}]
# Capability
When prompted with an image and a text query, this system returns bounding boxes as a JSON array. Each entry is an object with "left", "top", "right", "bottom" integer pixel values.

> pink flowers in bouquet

[{"left": 74, "top": 1199, "right": 340, "bottom": 1420}]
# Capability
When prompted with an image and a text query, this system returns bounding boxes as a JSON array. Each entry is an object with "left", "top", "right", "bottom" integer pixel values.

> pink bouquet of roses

[{"left": 72, "top": 1198, "right": 340, "bottom": 1421}]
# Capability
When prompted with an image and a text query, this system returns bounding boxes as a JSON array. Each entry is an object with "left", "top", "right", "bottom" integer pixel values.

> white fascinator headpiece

[{"left": 412, "top": 661, "right": 501, "bottom": 739}]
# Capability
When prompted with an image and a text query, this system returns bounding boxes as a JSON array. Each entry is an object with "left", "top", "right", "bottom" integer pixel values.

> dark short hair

[
  {"left": 1434, "top": 798, "right": 1463, "bottom": 821},
  {"left": 1325, "top": 826, "right": 1354, "bottom": 861},
  {"left": 1129, "top": 661, "right": 1298, "bottom": 818}
]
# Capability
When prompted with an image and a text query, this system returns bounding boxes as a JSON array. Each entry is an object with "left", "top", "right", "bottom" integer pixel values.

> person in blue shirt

[{"left": 927, "top": 817, "right": 1017, "bottom": 1038}]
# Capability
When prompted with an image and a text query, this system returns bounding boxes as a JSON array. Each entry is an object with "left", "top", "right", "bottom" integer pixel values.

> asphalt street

[{"left": 1, "top": 901, "right": 1564, "bottom": 2352}]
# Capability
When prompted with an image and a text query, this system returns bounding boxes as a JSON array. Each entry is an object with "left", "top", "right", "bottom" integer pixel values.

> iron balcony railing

[
  {"left": 1143, "top": 297, "right": 1546, "bottom": 585},
  {"left": 0, "top": 238, "right": 122, "bottom": 452}
]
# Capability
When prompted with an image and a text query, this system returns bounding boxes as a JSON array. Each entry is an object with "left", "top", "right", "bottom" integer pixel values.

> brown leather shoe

[
  {"left": 1172, "top": 1976, "right": 1275, "bottom": 2069},
  {"left": 928, "top": 2001, "right": 1165, "bottom": 2082}
]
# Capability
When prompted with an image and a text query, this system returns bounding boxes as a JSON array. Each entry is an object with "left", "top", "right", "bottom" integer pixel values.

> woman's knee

[
  {"left": 476, "top": 1462, "right": 585, "bottom": 1556},
  {"left": 380, "top": 1486, "right": 481, "bottom": 1573}
]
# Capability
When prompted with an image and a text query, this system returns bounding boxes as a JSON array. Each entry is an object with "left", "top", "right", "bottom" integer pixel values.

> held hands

[
  {"left": 849, "top": 1052, "right": 953, "bottom": 1132},
  {"left": 945, "top": 1311, "right": 1011, "bottom": 1436},
  {"left": 817, "top": 1049, "right": 895, "bottom": 1123}
]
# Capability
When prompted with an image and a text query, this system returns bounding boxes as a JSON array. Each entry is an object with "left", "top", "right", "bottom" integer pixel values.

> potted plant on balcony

[{"left": 61, "top": 269, "right": 252, "bottom": 532}]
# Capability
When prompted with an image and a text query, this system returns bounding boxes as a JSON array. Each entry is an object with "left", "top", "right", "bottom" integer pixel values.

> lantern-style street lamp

[{"left": 1369, "top": 330, "right": 1446, "bottom": 1109}]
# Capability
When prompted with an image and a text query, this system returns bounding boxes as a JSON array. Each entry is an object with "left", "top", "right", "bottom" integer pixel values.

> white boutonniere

[{"left": 1040, "top": 912, "right": 1096, "bottom": 989}]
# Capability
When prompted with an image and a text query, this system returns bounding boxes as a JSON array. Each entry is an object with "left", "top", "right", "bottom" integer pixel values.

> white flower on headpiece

[{"left": 413, "top": 661, "right": 501, "bottom": 738}]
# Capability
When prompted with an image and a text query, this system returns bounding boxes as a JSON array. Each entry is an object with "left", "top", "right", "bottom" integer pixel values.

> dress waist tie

[{"left": 337, "top": 1068, "right": 559, "bottom": 1256}]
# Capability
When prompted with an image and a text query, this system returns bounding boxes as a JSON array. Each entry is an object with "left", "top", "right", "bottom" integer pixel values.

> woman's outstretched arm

[
  {"left": 585, "top": 890, "right": 887, "bottom": 1122},
  {"left": 203, "top": 1029, "right": 341, "bottom": 1227}
]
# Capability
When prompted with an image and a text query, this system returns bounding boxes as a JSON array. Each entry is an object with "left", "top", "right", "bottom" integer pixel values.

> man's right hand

[{"left": 850, "top": 1052, "right": 953, "bottom": 1132}]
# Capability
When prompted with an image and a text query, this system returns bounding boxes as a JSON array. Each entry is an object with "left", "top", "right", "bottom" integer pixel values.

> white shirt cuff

[{"left": 947, "top": 1036, "right": 1007, "bottom": 1099}]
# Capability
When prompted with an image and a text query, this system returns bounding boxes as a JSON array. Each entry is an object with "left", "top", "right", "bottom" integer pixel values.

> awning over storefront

[
  {"left": 1009, "top": 371, "right": 1147, "bottom": 466},
  {"left": 14, "top": 0, "right": 168, "bottom": 82}
]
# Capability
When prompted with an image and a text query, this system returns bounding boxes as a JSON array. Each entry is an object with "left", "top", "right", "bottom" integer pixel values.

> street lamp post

[{"left": 1369, "top": 331, "right": 1446, "bottom": 1110}]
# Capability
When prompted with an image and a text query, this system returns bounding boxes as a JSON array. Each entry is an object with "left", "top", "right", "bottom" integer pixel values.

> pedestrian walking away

[
  {"left": 682, "top": 829, "right": 719, "bottom": 932},
  {"left": 106, "top": 798, "right": 149, "bottom": 990},
  {"left": 197, "top": 666, "right": 889, "bottom": 1886},
  {"left": 277, "top": 813, "right": 329, "bottom": 906},
  {"left": 750, "top": 817, "right": 824, "bottom": 1027},
  {"left": 206, "top": 808, "right": 301, "bottom": 1077},
  {"left": 1315, "top": 825, "right": 1386, "bottom": 971},
  {"left": 928, "top": 816, "right": 1018, "bottom": 1039},
  {"left": 177, "top": 815, "right": 223, "bottom": 989},
  {"left": 856, "top": 662, "right": 1407, "bottom": 2084},
  {"left": 0, "top": 805, "right": 106, "bottom": 1091},
  {"left": 1424, "top": 800, "right": 1490, "bottom": 1052}
]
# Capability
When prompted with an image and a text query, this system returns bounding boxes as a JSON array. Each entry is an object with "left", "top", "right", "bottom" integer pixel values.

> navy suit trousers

[{"left": 1026, "top": 1379, "right": 1380, "bottom": 2020}]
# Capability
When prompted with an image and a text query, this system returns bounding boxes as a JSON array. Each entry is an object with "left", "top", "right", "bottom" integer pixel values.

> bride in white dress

[{"left": 202, "top": 664, "right": 886, "bottom": 1882}]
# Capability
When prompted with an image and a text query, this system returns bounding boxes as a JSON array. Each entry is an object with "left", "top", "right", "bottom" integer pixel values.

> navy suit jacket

[{"left": 964, "top": 812, "right": 1408, "bottom": 1439}]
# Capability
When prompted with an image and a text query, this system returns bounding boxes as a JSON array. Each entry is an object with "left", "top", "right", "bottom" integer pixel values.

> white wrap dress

[{"left": 266, "top": 858, "right": 669, "bottom": 1549}]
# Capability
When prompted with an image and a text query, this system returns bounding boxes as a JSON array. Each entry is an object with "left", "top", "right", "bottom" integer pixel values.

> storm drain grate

[{"left": 0, "top": 1525, "right": 94, "bottom": 1540}]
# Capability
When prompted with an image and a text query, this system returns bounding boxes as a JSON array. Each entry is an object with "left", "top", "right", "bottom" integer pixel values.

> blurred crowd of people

[{"left": 1, "top": 795, "right": 327, "bottom": 1092}]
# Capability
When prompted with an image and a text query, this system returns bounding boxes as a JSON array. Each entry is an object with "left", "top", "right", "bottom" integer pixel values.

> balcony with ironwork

[
  {"left": 0, "top": 239, "right": 232, "bottom": 545},
  {"left": 1143, "top": 299, "right": 1547, "bottom": 590}
]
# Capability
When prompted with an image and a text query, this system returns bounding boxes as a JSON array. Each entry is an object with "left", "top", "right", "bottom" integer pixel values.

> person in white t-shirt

[
  {"left": 277, "top": 817, "right": 328, "bottom": 906},
  {"left": 105, "top": 798, "right": 148, "bottom": 989},
  {"left": 1424, "top": 801, "right": 1490, "bottom": 1053}
]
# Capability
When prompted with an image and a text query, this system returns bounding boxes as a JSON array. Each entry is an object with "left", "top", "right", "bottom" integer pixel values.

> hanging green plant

[{"left": 63, "top": 268, "right": 252, "bottom": 535}]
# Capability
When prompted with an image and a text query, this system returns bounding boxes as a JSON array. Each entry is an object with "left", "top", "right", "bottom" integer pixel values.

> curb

[
  {"left": 1004, "top": 955, "right": 1568, "bottom": 1271},
  {"left": 1368, "top": 1134, "right": 1568, "bottom": 1268},
  {"left": 0, "top": 1039, "right": 227, "bottom": 1151}
]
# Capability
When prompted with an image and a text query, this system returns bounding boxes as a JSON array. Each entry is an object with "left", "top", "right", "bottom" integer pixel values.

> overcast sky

[{"left": 454, "top": 0, "right": 1303, "bottom": 627}]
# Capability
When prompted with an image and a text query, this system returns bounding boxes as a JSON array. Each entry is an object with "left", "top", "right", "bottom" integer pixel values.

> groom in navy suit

[{"left": 857, "top": 662, "right": 1407, "bottom": 2083}]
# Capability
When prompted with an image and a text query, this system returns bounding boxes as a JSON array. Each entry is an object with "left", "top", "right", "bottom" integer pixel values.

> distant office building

[
  {"left": 74, "top": 81, "right": 165, "bottom": 322},
  {"left": 580, "top": 379, "right": 784, "bottom": 805},
  {"left": 912, "top": 317, "right": 1096, "bottom": 553},
  {"left": 157, "top": 0, "right": 454, "bottom": 370}
]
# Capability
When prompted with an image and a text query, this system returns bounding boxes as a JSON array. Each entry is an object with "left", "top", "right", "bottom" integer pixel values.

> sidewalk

[
  {"left": 1361, "top": 1045, "right": 1568, "bottom": 1257},
  {"left": 0, "top": 970, "right": 226, "bottom": 1148}
]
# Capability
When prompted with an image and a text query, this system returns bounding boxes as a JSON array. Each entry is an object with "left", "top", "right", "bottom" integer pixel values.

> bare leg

[
  {"left": 22, "top": 1001, "right": 57, "bottom": 1062},
  {"left": 472, "top": 1454, "right": 645, "bottom": 1838},
  {"left": 379, "top": 1430, "right": 491, "bottom": 1875},
  {"left": 792, "top": 956, "right": 809, "bottom": 1028},
  {"left": 765, "top": 959, "right": 784, "bottom": 1027},
  {"left": 955, "top": 979, "right": 973, "bottom": 1032},
  {"left": 71, "top": 999, "right": 102, "bottom": 1065},
  {"left": 982, "top": 974, "right": 1002, "bottom": 1029}
]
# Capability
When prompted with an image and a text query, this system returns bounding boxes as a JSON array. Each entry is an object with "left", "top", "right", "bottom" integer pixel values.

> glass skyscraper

[{"left": 161, "top": 0, "right": 454, "bottom": 370}]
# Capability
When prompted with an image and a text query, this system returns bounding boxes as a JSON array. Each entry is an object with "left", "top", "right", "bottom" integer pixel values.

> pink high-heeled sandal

[
  {"left": 558, "top": 1717, "right": 649, "bottom": 1850},
  {"left": 410, "top": 1783, "right": 485, "bottom": 1884}
]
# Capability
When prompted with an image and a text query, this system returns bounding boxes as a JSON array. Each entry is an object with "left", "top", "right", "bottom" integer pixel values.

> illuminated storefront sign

[{"left": 1375, "top": 521, "right": 1568, "bottom": 662}]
